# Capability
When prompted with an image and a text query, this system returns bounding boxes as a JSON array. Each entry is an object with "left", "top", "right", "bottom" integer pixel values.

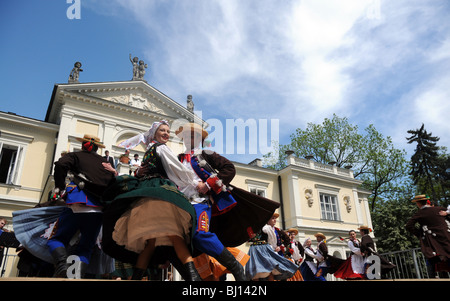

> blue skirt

[
  {"left": 245, "top": 244, "right": 299, "bottom": 280},
  {"left": 13, "top": 206, "right": 68, "bottom": 263},
  {"left": 12, "top": 206, "right": 115, "bottom": 275},
  {"left": 300, "top": 260, "right": 327, "bottom": 281}
]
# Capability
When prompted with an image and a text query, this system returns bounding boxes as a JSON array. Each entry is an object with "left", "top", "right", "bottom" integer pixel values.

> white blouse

[
  {"left": 262, "top": 224, "right": 278, "bottom": 251},
  {"left": 154, "top": 143, "right": 199, "bottom": 199},
  {"left": 348, "top": 239, "right": 362, "bottom": 256},
  {"left": 348, "top": 239, "right": 365, "bottom": 274}
]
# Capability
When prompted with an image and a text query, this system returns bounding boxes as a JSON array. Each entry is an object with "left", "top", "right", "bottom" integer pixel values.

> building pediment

[{"left": 46, "top": 81, "right": 197, "bottom": 124}]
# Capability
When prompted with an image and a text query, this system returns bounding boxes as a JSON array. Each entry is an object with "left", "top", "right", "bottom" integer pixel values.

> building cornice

[
  {"left": 233, "top": 161, "right": 279, "bottom": 177},
  {"left": 48, "top": 81, "right": 200, "bottom": 124},
  {"left": 0, "top": 111, "right": 59, "bottom": 132},
  {"left": 279, "top": 163, "right": 363, "bottom": 187},
  {"left": 60, "top": 90, "right": 172, "bottom": 121}
]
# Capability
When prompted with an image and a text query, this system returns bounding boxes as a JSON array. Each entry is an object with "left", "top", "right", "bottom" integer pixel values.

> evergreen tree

[
  {"left": 434, "top": 153, "right": 450, "bottom": 206},
  {"left": 406, "top": 124, "right": 440, "bottom": 201}
]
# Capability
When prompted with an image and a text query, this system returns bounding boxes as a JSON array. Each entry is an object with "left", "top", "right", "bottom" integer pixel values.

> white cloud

[
  {"left": 274, "top": 1, "right": 374, "bottom": 125},
  {"left": 334, "top": 1, "right": 450, "bottom": 153},
  {"left": 393, "top": 76, "right": 450, "bottom": 153},
  {"left": 92, "top": 0, "right": 450, "bottom": 156}
]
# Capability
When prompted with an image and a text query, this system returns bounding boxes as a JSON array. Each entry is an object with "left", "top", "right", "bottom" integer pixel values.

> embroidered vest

[{"left": 140, "top": 142, "right": 168, "bottom": 178}]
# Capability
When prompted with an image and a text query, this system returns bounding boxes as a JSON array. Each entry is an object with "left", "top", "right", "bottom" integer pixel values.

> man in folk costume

[
  {"left": 358, "top": 225, "right": 395, "bottom": 278},
  {"left": 175, "top": 122, "right": 279, "bottom": 281},
  {"left": 287, "top": 228, "right": 304, "bottom": 265},
  {"left": 406, "top": 195, "right": 450, "bottom": 275},
  {"left": 285, "top": 228, "right": 304, "bottom": 281},
  {"left": 314, "top": 232, "right": 329, "bottom": 281},
  {"left": 47, "top": 134, "right": 115, "bottom": 278},
  {"left": 358, "top": 226, "right": 375, "bottom": 264}
]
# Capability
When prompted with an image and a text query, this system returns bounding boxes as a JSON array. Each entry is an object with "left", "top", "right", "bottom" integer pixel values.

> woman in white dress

[{"left": 334, "top": 230, "right": 366, "bottom": 280}]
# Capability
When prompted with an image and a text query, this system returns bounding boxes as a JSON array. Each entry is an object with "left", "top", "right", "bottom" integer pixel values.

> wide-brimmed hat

[
  {"left": 76, "top": 134, "right": 105, "bottom": 148},
  {"left": 411, "top": 194, "right": 430, "bottom": 203},
  {"left": 287, "top": 228, "right": 298, "bottom": 235},
  {"left": 314, "top": 232, "right": 326, "bottom": 239},
  {"left": 357, "top": 225, "right": 372, "bottom": 232},
  {"left": 175, "top": 123, "right": 208, "bottom": 141}
]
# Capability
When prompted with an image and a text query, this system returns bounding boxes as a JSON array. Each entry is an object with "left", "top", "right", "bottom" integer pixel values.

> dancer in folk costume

[
  {"left": 406, "top": 195, "right": 450, "bottom": 275},
  {"left": 313, "top": 232, "right": 329, "bottom": 281},
  {"left": 101, "top": 120, "right": 202, "bottom": 281},
  {"left": 245, "top": 213, "right": 299, "bottom": 281},
  {"left": 358, "top": 225, "right": 395, "bottom": 278},
  {"left": 286, "top": 228, "right": 304, "bottom": 265},
  {"left": 47, "top": 135, "right": 115, "bottom": 278},
  {"left": 175, "top": 122, "right": 279, "bottom": 281},
  {"left": 13, "top": 142, "right": 114, "bottom": 277},
  {"left": 193, "top": 247, "right": 250, "bottom": 281},
  {"left": 285, "top": 228, "right": 304, "bottom": 281},
  {"left": 299, "top": 238, "right": 321, "bottom": 281},
  {"left": 262, "top": 214, "right": 291, "bottom": 257},
  {"left": 334, "top": 230, "right": 366, "bottom": 280}
]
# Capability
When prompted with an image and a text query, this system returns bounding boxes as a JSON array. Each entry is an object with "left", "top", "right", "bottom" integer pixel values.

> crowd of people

[{"left": 1, "top": 119, "right": 449, "bottom": 281}]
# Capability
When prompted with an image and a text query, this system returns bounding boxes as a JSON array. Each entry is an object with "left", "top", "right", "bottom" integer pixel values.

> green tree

[
  {"left": 358, "top": 125, "right": 409, "bottom": 211},
  {"left": 435, "top": 154, "right": 450, "bottom": 206},
  {"left": 406, "top": 124, "right": 440, "bottom": 201},
  {"left": 265, "top": 114, "right": 364, "bottom": 170},
  {"left": 371, "top": 194, "right": 419, "bottom": 253},
  {"left": 263, "top": 114, "right": 409, "bottom": 211}
]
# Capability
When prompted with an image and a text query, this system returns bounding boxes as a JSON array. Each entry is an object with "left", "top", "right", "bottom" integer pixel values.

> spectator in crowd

[
  {"left": 103, "top": 150, "right": 115, "bottom": 169},
  {"left": 119, "top": 149, "right": 131, "bottom": 164},
  {"left": 129, "top": 153, "right": 141, "bottom": 175}
]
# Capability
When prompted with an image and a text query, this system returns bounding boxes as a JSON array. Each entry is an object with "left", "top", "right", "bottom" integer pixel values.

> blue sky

[{"left": 1, "top": 0, "right": 450, "bottom": 164}]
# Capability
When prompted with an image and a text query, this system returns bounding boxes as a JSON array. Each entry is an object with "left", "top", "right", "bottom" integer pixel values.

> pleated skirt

[{"left": 245, "top": 244, "right": 299, "bottom": 281}]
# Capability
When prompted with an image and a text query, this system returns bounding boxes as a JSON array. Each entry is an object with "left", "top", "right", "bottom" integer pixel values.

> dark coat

[
  {"left": 406, "top": 206, "right": 450, "bottom": 261},
  {"left": 103, "top": 155, "right": 115, "bottom": 169},
  {"left": 359, "top": 234, "right": 396, "bottom": 275},
  {"left": 360, "top": 234, "right": 375, "bottom": 256},
  {"left": 318, "top": 241, "right": 328, "bottom": 258},
  {"left": 193, "top": 151, "right": 280, "bottom": 247},
  {"left": 54, "top": 150, "right": 115, "bottom": 198}
]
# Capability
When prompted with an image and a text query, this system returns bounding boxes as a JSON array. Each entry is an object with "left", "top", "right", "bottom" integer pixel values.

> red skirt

[{"left": 334, "top": 257, "right": 366, "bottom": 280}]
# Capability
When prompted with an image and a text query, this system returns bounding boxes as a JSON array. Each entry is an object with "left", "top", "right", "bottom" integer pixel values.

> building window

[
  {"left": 0, "top": 143, "right": 23, "bottom": 185},
  {"left": 246, "top": 179, "right": 269, "bottom": 198},
  {"left": 249, "top": 186, "right": 266, "bottom": 197},
  {"left": 319, "top": 193, "right": 340, "bottom": 221}
]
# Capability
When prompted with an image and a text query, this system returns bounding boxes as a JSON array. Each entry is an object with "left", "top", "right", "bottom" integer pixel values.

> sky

[{"left": 1, "top": 0, "right": 450, "bottom": 164}]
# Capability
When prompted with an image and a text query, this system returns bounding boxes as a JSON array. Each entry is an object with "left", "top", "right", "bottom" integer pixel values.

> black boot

[
  {"left": 51, "top": 247, "right": 69, "bottom": 278},
  {"left": 216, "top": 248, "right": 246, "bottom": 281},
  {"left": 184, "top": 261, "right": 202, "bottom": 281},
  {"left": 131, "top": 268, "right": 146, "bottom": 280}
]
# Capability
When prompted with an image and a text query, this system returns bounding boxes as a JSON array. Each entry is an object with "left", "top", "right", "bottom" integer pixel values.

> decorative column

[
  {"left": 53, "top": 110, "right": 74, "bottom": 166},
  {"left": 102, "top": 120, "right": 116, "bottom": 151},
  {"left": 353, "top": 188, "right": 363, "bottom": 225},
  {"left": 286, "top": 173, "right": 302, "bottom": 228}
]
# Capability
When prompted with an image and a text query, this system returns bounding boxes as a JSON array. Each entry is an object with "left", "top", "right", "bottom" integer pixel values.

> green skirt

[{"left": 101, "top": 175, "right": 196, "bottom": 264}]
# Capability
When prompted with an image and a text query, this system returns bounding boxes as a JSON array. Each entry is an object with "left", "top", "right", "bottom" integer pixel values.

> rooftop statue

[
  {"left": 129, "top": 54, "right": 148, "bottom": 81},
  {"left": 187, "top": 95, "right": 194, "bottom": 112},
  {"left": 68, "top": 61, "right": 83, "bottom": 83}
]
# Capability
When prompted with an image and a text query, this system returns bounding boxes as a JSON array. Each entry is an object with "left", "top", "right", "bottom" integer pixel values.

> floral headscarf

[{"left": 118, "top": 120, "right": 170, "bottom": 150}]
